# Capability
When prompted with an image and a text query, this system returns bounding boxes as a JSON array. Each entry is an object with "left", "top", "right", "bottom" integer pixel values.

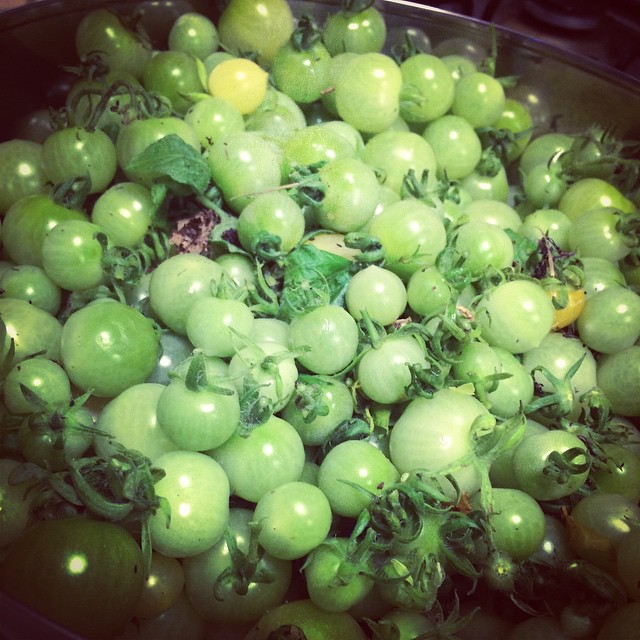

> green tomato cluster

[{"left": 0, "top": 1, "right": 640, "bottom": 639}]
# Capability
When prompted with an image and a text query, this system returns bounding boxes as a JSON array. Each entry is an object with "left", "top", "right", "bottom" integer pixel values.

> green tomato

[
  {"left": 1, "top": 518, "right": 144, "bottom": 639},
  {"left": 60, "top": 299, "right": 160, "bottom": 398},
  {"left": 149, "top": 450, "right": 230, "bottom": 558}
]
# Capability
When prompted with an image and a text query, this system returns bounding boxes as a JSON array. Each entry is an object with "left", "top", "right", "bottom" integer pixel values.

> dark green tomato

[
  {"left": 60, "top": 299, "right": 160, "bottom": 398},
  {"left": 1, "top": 517, "right": 144, "bottom": 639},
  {"left": 17, "top": 404, "right": 94, "bottom": 471},
  {"left": 1, "top": 195, "right": 88, "bottom": 267},
  {"left": 142, "top": 50, "right": 205, "bottom": 116},
  {"left": 74, "top": 8, "right": 152, "bottom": 79},
  {"left": 0, "top": 139, "right": 47, "bottom": 213},
  {"left": 322, "top": 5, "right": 387, "bottom": 55}
]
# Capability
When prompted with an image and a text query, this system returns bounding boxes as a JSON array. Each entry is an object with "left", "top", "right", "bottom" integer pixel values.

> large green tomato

[
  {"left": 1, "top": 518, "right": 144, "bottom": 639},
  {"left": 60, "top": 299, "right": 160, "bottom": 398}
]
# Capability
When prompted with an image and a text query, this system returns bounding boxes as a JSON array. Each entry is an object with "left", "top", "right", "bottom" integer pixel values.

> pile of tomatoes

[{"left": 1, "top": 0, "right": 640, "bottom": 638}]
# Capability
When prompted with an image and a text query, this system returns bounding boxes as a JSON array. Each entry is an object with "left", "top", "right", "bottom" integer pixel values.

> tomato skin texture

[
  {"left": 156, "top": 377, "right": 240, "bottom": 451},
  {"left": 41, "top": 127, "right": 117, "bottom": 194},
  {"left": 143, "top": 50, "right": 206, "bottom": 116},
  {"left": 288, "top": 304, "right": 359, "bottom": 376},
  {"left": 389, "top": 388, "right": 491, "bottom": 496},
  {"left": 474, "top": 280, "right": 555, "bottom": 354},
  {"left": 210, "top": 414, "right": 305, "bottom": 503},
  {"left": 94, "top": 383, "right": 180, "bottom": 462},
  {"left": 0, "top": 139, "right": 47, "bottom": 213},
  {"left": 60, "top": 300, "right": 160, "bottom": 398},
  {"left": 41, "top": 219, "right": 107, "bottom": 291},
  {"left": 149, "top": 451, "right": 230, "bottom": 558},
  {"left": 597, "top": 346, "right": 640, "bottom": 417},
  {"left": 253, "top": 481, "right": 333, "bottom": 560},
  {"left": 74, "top": 8, "right": 151, "bottom": 79},
  {"left": 0, "top": 517, "right": 144, "bottom": 639},
  {"left": 217, "top": 0, "right": 295, "bottom": 68},
  {"left": 322, "top": 6, "right": 387, "bottom": 55},
  {"left": 148, "top": 253, "right": 224, "bottom": 336},
  {"left": 558, "top": 177, "right": 636, "bottom": 221},
  {"left": 484, "top": 488, "right": 546, "bottom": 562},
  {"left": 3, "top": 355, "right": 71, "bottom": 414},
  {"left": 317, "top": 440, "right": 400, "bottom": 518},
  {"left": 0, "top": 458, "right": 35, "bottom": 547},
  {"left": 0, "top": 297, "right": 62, "bottom": 363},
  {"left": 1, "top": 195, "right": 88, "bottom": 267}
]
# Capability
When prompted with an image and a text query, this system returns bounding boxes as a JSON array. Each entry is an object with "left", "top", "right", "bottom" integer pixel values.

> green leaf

[
  {"left": 125, "top": 134, "right": 210, "bottom": 195},
  {"left": 278, "top": 243, "right": 352, "bottom": 322}
]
